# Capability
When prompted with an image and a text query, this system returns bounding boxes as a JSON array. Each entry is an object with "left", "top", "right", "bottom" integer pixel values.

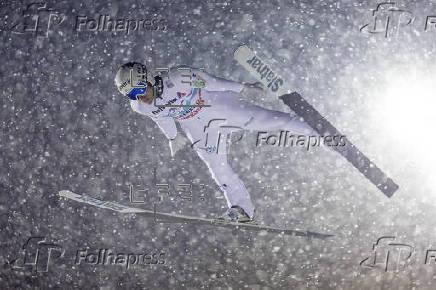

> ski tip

[
  {"left": 58, "top": 190, "right": 80, "bottom": 199},
  {"left": 59, "top": 190, "right": 72, "bottom": 197},
  {"left": 233, "top": 44, "right": 252, "bottom": 57}
]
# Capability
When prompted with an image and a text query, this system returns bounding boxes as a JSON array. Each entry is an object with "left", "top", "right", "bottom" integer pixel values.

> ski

[
  {"left": 59, "top": 190, "right": 333, "bottom": 239},
  {"left": 233, "top": 45, "right": 399, "bottom": 197}
]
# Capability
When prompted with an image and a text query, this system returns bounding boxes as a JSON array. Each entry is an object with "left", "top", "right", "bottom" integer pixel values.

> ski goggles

[{"left": 127, "top": 82, "right": 148, "bottom": 100}]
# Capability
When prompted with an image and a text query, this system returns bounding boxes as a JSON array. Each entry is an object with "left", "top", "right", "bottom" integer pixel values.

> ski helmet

[{"left": 114, "top": 62, "right": 150, "bottom": 100}]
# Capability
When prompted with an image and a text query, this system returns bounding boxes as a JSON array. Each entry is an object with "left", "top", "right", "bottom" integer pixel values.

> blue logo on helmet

[{"left": 127, "top": 82, "right": 148, "bottom": 100}]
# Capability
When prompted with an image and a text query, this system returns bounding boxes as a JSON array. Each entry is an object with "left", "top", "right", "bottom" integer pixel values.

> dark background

[{"left": 1, "top": 0, "right": 436, "bottom": 289}]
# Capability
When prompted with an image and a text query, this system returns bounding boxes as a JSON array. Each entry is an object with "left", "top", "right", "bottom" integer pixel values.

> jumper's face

[{"left": 138, "top": 84, "right": 155, "bottom": 105}]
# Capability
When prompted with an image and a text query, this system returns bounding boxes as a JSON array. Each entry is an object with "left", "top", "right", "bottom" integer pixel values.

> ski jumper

[{"left": 130, "top": 66, "right": 317, "bottom": 218}]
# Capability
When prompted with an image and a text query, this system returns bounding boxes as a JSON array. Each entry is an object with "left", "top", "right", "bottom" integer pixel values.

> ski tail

[{"left": 279, "top": 93, "right": 399, "bottom": 197}]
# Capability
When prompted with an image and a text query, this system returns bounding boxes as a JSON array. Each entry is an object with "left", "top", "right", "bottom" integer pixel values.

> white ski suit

[{"left": 130, "top": 66, "right": 316, "bottom": 218}]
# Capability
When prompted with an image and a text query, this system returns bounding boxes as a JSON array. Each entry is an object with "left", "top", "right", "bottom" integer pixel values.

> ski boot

[{"left": 217, "top": 205, "right": 256, "bottom": 224}]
